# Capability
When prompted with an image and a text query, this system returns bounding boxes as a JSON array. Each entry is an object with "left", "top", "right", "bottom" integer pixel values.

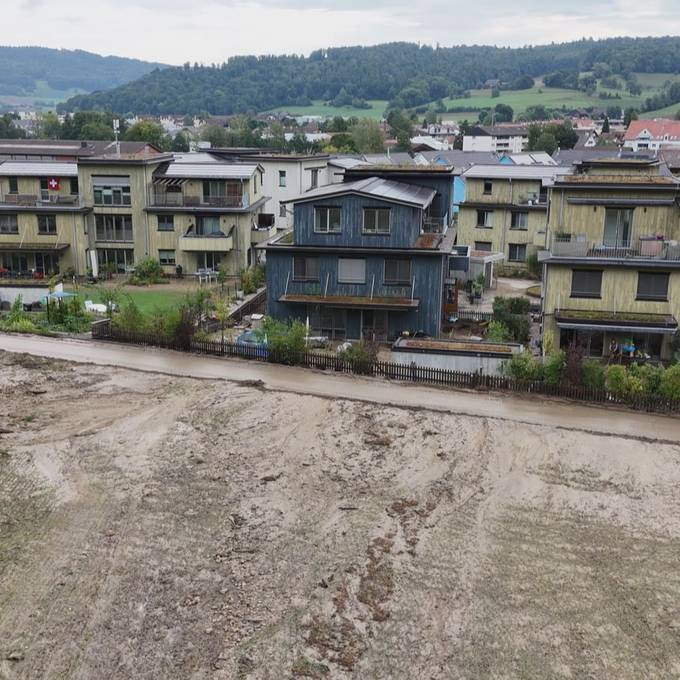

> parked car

[{"left": 235, "top": 330, "right": 267, "bottom": 357}]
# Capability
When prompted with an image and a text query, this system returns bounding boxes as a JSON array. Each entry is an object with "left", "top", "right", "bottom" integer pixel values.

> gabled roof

[
  {"left": 0, "top": 160, "right": 78, "bottom": 177},
  {"left": 282, "top": 176, "right": 436, "bottom": 208},
  {"left": 624, "top": 119, "right": 680, "bottom": 142}
]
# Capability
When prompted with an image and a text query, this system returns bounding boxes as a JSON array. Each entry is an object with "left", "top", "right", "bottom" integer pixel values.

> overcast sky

[{"left": 4, "top": 0, "right": 679, "bottom": 65}]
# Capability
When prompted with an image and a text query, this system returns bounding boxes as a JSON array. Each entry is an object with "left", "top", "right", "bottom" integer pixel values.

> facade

[
  {"left": 457, "top": 165, "right": 570, "bottom": 267},
  {"left": 463, "top": 125, "right": 529, "bottom": 154},
  {"left": 264, "top": 175, "right": 456, "bottom": 340},
  {"left": 539, "top": 157, "right": 680, "bottom": 360},
  {"left": 623, "top": 119, "right": 680, "bottom": 152},
  {"left": 0, "top": 150, "right": 274, "bottom": 278}
]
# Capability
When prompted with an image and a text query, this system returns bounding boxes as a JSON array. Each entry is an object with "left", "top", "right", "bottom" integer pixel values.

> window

[
  {"left": 310, "top": 168, "right": 319, "bottom": 189},
  {"left": 279, "top": 204, "right": 287, "bottom": 218},
  {"left": 0, "top": 214, "right": 18, "bottom": 234},
  {"left": 93, "top": 179, "right": 131, "bottom": 206},
  {"left": 314, "top": 207, "right": 341, "bottom": 233},
  {"left": 157, "top": 215, "right": 174, "bottom": 231},
  {"left": 40, "top": 178, "right": 49, "bottom": 200},
  {"left": 97, "top": 248, "right": 134, "bottom": 273},
  {"left": 474, "top": 241, "right": 492, "bottom": 252},
  {"left": 510, "top": 211, "right": 528, "bottom": 230},
  {"left": 384, "top": 257, "right": 411, "bottom": 285},
  {"left": 508, "top": 243, "right": 527, "bottom": 262},
  {"left": 158, "top": 250, "right": 176, "bottom": 266},
  {"left": 95, "top": 214, "right": 133, "bottom": 242},
  {"left": 571, "top": 269, "right": 602, "bottom": 298},
  {"left": 293, "top": 255, "right": 320, "bottom": 281},
  {"left": 338, "top": 258, "right": 366, "bottom": 284},
  {"left": 8, "top": 176, "right": 18, "bottom": 194},
  {"left": 363, "top": 208, "right": 390, "bottom": 234},
  {"left": 279, "top": 170, "right": 287, "bottom": 187},
  {"left": 637, "top": 272, "right": 669, "bottom": 301},
  {"left": 37, "top": 214, "right": 57, "bottom": 234},
  {"left": 483, "top": 179, "right": 493, "bottom": 195},
  {"left": 603, "top": 208, "right": 633, "bottom": 247},
  {"left": 196, "top": 215, "right": 221, "bottom": 235},
  {"left": 70, "top": 177, "right": 79, "bottom": 196},
  {"left": 476, "top": 210, "right": 493, "bottom": 228}
]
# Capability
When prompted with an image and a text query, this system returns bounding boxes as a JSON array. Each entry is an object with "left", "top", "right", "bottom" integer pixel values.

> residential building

[
  {"left": 623, "top": 119, "right": 680, "bottom": 152},
  {"left": 457, "top": 164, "right": 570, "bottom": 267},
  {"left": 0, "top": 160, "right": 90, "bottom": 276},
  {"left": 0, "top": 139, "right": 162, "bottom": 161},
  {"left": 463, "top": 125, "right": 529, "bottom": 154},
  {"left": 539, "top": 157, "right": 680, "bottom": 361},
  {"left": 263, "top": 174, "right": 457, "bottom": 340}
]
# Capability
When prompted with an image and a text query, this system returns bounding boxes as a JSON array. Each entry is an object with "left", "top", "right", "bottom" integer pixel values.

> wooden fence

[{"left": 90, "top": 320, "right": 680, "bottom": 415}]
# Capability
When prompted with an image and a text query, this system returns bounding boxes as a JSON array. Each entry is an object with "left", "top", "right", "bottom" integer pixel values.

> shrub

[
  {"left": 261, "top": 318, "right": 306, "bottom": 365},
  {"left": 628, "top": 363, "right": 664, "bottom": 395},
  {"left": 485, "top": 321, "right": 513, "bottom": 343},
  {"left": 114, "top": 297, "right": 144, "bottom": 332},
  {"left": 240, "top": 265, "right": 266, "bottom": 295},
  {"left": 605, "top": 365, "right": 643, "bottom": 399},
  {"left": 493, "top": 296, "right": 531, "bottom": 315},
  {"left": 580, "top": 360, "right": 606, "bottom": 390},
  {"left": 342, "top": 340, "right": 378, "bottom": 374},
  {"left": 502, "top": 351, "right": 543, "bottom": 381},
  {"left": 543, "top": 351, "right": 565, "bottom": 386},
  {"left": 659, "top": 364, "right": 680, "bottom": 400},
  {"left": 129, "top": 257, "right": 163, "bottom": 285},
  {"left": 526, "top": 251, "right": 541, "bottom": 280}
]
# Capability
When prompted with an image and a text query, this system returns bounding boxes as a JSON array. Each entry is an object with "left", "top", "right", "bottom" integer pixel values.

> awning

[
  {"left": 0, "top": 242, "right": 69, "bottom": 252},
  {"left": 152, "top": 177, "right": 187, "bottom": 187},
  {"left": 279, "top": 294, "right": 419, "bottom": 310},
  {"left": 556, "top": 321, "right": 677, "bottom": 335},
  {"left": 556, "top": 310, "right": 677, "bottom": 335}
]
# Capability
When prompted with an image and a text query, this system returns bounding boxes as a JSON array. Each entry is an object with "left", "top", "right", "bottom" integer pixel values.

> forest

[{"left": 59, "top": 37, "right": 680, "bottom": 116}]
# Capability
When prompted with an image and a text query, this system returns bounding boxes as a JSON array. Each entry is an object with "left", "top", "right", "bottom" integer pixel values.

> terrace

[
  {"left": 547, "top": 233, "right": 680, "bottom": 262},
  {"left": 147, "top": 184, "right": 248, "bottom": 210},
  {"left": 0, "top": 191, "right": 86, "bottom": 210}
]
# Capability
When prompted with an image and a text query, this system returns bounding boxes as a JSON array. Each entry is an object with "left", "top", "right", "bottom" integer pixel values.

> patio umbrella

[{"left": 48, "top": 291, "right": 78, "bottom": 300}]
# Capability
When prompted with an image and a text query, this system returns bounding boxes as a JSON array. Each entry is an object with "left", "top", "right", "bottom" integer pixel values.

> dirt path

[
  {"left": 1, "top": 334, "right": 679, "bottom": 444},
  {"left": 1, "top": 351, "right": 680, "bottom": 678}
]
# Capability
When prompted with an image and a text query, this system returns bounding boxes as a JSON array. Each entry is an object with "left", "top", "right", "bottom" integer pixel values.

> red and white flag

[{"left": 47, "top": 178, "right": 60, "bottom": 191}]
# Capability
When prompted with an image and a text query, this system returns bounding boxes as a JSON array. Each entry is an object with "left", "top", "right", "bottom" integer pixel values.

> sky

[{"left": 3, "top": 0, "right": 679, "bottom": 65}]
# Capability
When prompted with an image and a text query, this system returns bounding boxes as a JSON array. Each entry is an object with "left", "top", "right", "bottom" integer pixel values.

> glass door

[{"left": 603, "top": 208, "right": 633, "bottom": 248}]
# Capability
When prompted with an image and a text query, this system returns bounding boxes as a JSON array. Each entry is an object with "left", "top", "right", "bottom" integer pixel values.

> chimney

[{"left": 80, "top": 141, "right": 88, "bottom": 148}]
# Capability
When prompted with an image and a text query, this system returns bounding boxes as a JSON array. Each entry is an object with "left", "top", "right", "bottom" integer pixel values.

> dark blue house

[{"left": 264, "top": 173, "right": 457, "bottom": 340}]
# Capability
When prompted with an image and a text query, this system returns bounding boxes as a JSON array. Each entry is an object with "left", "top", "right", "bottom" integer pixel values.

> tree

[
  {"left": 171, "top": 131, "right": 190, "bottom": 152},
  {"left": 332, "top": 87, "right": 353, "bottom": 107},
  {"left": 0, "top": 114, "right": 25, "bottom": 139},
  {"left": 534, "top": 132, "right": 558, "bottom": 155},
  {"left": 386, "top": 108, "right": 414, "bottom": 142},
  {"left": 201, "top": 125, "right": 229, "bottom": 148},
  {"left": 624, "top": 108, "right": 639, "bottom": 126},
  {"left": 350, "top": 119, "right": 385, "bottom": 153},
  {"left": 493, "top": 103, "right": 514, "bottom": 122},
  {"left": 124, "top": 120, "right": 168, "bottom": 149},
  {"left": 36, "top": 112, "right": 62, "bottom": 138},
  {"left": 601, "top": 116, "right": 610, "bottom": 133}
]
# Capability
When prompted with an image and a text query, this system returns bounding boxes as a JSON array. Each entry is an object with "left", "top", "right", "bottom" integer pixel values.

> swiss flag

[{"left": 47, "top": 177, "right": 60, "bottom": 191}]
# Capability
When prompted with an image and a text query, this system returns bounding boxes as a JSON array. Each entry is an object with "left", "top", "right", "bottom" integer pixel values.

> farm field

[
  {"left": 1, "top": 350, "right": 680, "bottom": 678},
  {"left": 267, "top": 99, "right": 388, "bottom": 120}
]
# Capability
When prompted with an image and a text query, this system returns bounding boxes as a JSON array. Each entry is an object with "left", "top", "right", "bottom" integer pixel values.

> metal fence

[{"left": 90, "top": 320, "right": 680, "bottom": 415}]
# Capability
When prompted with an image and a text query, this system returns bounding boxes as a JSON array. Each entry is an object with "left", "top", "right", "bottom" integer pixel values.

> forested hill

[
  {"left": 0, "top": 46, "right": 166, "bottom": 96},
  {"left": 60, "top": 37, "right": 680, "bottom": 116}
]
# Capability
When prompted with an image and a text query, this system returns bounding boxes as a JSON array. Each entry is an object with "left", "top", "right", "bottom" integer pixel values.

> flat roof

[
  {"left": 462, "top": 165, "right": 571, "bottom": 181},
  {"left": 0, "top": 160, "right": 78, "bottom": 177},
  {"left": 159, "top": 163, "right": 259, "bottom": 180}
]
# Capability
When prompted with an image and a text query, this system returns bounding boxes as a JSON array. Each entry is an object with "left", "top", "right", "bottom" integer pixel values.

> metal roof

[
  {"left": 172, "top": 153, "right": 219, "bottom": 163},
  {"left": 282, "top": 176, "right": 436, "bottom": 208},
  {"left": 0, "top": 160, "right": 78, "bottom": 177},
  {"left": 461, "top": 164, "right": 571, "bottom": 181},
  {"left": 160, "top": 163, "right": 259, "bottom": 179}
]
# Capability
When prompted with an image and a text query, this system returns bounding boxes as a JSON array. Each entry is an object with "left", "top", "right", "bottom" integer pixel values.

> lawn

[
  {"left": 266, "top": 99, "right": 388, "bottom": 120},
  {"left": 69, "top": 284, "right": 189, "bottom": 315}
]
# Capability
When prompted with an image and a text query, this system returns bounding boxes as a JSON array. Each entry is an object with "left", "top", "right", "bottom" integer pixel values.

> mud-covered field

[{"left": 1, "top": 350, "right": 680, "bottom": 679}]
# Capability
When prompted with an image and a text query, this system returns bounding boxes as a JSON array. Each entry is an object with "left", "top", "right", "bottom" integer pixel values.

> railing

[
  {"left": 148, "top": 188, "right": 246, "bottom": 209},
  {"left": 422, "top": 216, "right": 446, "bottom": 233},
  {"left": 550, "top": 234, "right": 680, "bottom": 261},
  {"left": 91, "top": 320, "right": 680, "bottom": 415},
  {"left": 0, "top": 193, "right": 85, "bottom": 208}
]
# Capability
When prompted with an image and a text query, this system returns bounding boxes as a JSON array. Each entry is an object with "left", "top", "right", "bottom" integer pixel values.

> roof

[
  {"left": 461, "top": 164, "right": 571, "bottom": 181},
  {"left": 508, "top": 152, "right": 556, "bottom": 166},
  {"left": 552, "top": 148, "right": 623, "bottom": 164},
  {"left": 0, "top": 160, "right": 78, "bottom": 177},
  {"left": 279, "top": 294, "right": 419, "bottom": 310},
  {"left": 172, "top": 153, "right": 219, "bottom": 163},
  {"left": 158, "top": 162, "right": 259, "bottom": 180},
  {"left": 0, "top": 139, "right": 162, "bottom": 158},
  {"left": 468, "top": 124, "right": 529, "bottom": 138},
  {"left": 0, "top": 242, "right": 69, "bottom": 252},
  {"left": 328, "top": 156, "right": 366, "bottom": 170},
  {"left": 624, "top": 119, "right": 680, "bottom": 142},
  {"left": 282, "top": 176, "right": 436, "bottom": 209},
  {"left": 556, "top": 173, "right": 679, "bottom": 186}
]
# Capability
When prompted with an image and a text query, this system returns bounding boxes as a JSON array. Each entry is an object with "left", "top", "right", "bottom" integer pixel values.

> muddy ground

[{"left": 1, "top": 350, "right": 679, "bottom": 679}]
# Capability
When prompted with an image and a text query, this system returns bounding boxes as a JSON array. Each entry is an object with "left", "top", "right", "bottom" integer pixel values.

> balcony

[
  {"left": 178, "top": 230, "right": 233, "bottom": 252},
  {"left": 548, "top": 233, "right": 680, "bottom": 262},
  {"left": 148, "top": 186, "right": 247, "bottom": 210},
  {"left": 422, "top": 216, "right": 447, "bottom": 234},
  {"left": 0, "top": 192, "right": 86, "bottom": 210}
]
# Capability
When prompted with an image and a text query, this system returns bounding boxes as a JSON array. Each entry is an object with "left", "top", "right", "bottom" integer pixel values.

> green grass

[
  {"left": 266, "top": 99, "right": 388, "bottom": 120},
  {"left": 69, "top": 284, "right": 187, "bottom": 315}
]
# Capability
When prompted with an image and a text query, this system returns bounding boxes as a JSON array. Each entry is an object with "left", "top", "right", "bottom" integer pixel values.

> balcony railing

[
  {"left": 422, "top": 215, "right": 448, "bottom": 234},
  {"left": 0, "top": 192, "right": 85, "bottom": 208},
  {"left": 148, "top": 187, "right": 247, "bottom": 209},
  {"left": 550, "top": 233, "right": 680, "bottom": 261}
]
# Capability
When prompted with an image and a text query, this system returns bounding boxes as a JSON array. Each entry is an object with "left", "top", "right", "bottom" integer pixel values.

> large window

[
  {"left": 0, "top": 214, "right": 18, "bottom": 234},
  {"left": 157, "top": 215, "right": 174, "bottom": 231},
  {"left": 363, "top": 208, "right": 390, "bottom": 234},
  {"left": 93, "top": 178, "right": 131, "bottom": 206},
  {"left": 571, "top": 269, "right": 602, "bottom": 298},
  {"left": 384, "top": 257, "right": 411, "bottom": 285},
  {"left": 510, "top": 211, "right": 528, "bottom": 230},
  {"left": 97, "top": 248, "right": 134, "bottom": 273},
  {"left": 476, "top": 210, "right": 493, "bottom": 227},
  {"left": 508, "top": 243, "right": 527, "bottom": 262},
  {"left": 8, "top": 176, "right": 18, "bottom": 194},
  {"left": 95, "top": 214, "right": 133, "bottom": 242},
  {"left": 293, "top": 255, "right": 320, "bottom": 281},
  {"left": 338, "top": 258, "right": 366, "bottom": 284},
  {"left": 70, "top": 178, "right": 79, "bottom": 196},
  {"left": 314, "top": 207, "right": 341, "bottom": 233},
  {"left": 196, "top": 216, "right": 221, "bottom": 235},
  {"left": 603, "top": 208, "right": 633, "bottom": 247},
  {"left": 158, "top": 250, "right": 176, "bottom": 266},
  {"left": 637, "top": 271, "right": 669, "bottom": 301},
  {"left": 37, "top": 214, "right": 57, "bottom": 234}
]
